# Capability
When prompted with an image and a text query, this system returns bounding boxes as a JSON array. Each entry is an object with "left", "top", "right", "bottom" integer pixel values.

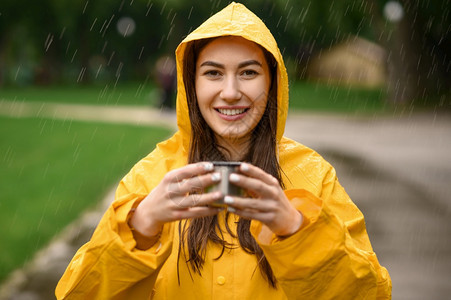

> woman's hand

[
  {"left": 224, "top": 163, "right": 303, "bottom": 237},
  {"left": 129, "top": 162, "right": 223, "bottom": 239}
]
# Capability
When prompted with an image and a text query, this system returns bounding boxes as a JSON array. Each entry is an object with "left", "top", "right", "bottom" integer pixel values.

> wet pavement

[
  {"left": 285, "top": 111, "right": 451, "bottom": 300},
  {"left": 1, "top": 101, "right": 450, "bottom": 299}
]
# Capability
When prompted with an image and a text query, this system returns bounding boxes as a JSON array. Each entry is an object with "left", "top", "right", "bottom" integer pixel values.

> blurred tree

[
  {"left": 368, "top": 0, "right": 450, "bottom": 106},
  {"left": 1, "top": 0, "right": 448, "bottom": 108},
  {"left": 0, "top": 0, "right": 378, "bottom": 86},
  {"left": 0, "top": 0, "right": 56, "bottom": 85}
]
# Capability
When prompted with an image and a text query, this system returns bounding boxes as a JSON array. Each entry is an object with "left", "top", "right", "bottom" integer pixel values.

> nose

[{"left": 220, "top": 77, "right": 241, "bottom": 101}]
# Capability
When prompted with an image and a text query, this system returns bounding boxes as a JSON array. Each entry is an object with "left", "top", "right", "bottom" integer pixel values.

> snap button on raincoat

[{"left": 56, "top": 2, "right": 391, "bottom": 299}]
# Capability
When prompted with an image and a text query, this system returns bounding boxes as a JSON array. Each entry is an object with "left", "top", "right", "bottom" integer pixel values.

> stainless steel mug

[{"left": 208, "top": 161, "right": 243, "bottom": 207}]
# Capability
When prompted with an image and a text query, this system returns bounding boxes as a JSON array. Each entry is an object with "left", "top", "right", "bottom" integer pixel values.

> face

[{"left": 195, "top": 36, "right": 271, "bottom": 150}]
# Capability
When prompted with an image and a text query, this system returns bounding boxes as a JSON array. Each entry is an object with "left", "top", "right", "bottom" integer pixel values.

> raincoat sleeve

[
  {"left": 55, "top": 158, "right": 175, "bottom": 299},
  {"left": 250, "top": 166, "right": 392, "bottom": 299}
]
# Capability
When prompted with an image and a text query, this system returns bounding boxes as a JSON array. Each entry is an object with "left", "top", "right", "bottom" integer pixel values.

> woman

[{"left": 56, "top": 2, "right": 391, "bottom": 299}]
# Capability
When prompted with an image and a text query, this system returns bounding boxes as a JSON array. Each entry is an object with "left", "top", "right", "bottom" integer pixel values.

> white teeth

[{"left": 217, "top": 108, "right": 246, "bottom": 116}]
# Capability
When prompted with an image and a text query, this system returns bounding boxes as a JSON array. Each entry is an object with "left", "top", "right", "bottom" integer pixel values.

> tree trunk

[{"left": 368, "top": 0, "right": 447, "bottom": 106}]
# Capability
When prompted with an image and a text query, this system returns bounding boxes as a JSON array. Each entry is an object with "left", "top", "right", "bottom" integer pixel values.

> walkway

[{"left": 1, "top": 100, "right": 450, "bottom": 299}]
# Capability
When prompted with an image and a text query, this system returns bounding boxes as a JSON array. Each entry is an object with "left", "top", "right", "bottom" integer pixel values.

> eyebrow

[{"left": 199, "top": 60, "right": 263, "bottom": 69}]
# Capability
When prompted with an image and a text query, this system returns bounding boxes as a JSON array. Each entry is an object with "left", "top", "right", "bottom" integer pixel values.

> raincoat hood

[{"left": 175, "top": 2, "right": 289, "bottom": 150}]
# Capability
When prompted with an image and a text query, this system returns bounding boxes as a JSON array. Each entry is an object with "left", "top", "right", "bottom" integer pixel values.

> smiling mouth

[{"left": 216, "top": 108, "right": 249, "bottom": 116}]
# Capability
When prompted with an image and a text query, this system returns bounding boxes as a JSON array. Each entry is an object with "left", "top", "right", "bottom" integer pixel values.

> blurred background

[{"left": 0, "top": 0, "right": 450, "bottom": 299}]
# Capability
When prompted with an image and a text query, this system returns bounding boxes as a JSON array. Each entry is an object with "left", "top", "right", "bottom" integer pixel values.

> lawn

[{"left": 0, "top": 116, "right": 172, "bottom": 282}]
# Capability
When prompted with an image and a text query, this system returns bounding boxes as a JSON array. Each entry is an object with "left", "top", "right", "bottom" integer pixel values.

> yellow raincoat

[{"left": 56, "top": 2, "right": 391, "bottom": 299}]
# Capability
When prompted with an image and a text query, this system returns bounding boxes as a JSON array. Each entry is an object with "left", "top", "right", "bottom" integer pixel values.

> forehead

[{"left": 197, "top": 36, "right": 266, "bottom": 64}]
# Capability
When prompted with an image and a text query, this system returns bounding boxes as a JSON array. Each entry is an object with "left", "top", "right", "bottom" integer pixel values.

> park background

[{"left": 0, "top": 0, "right": 450, "bottom": 299}]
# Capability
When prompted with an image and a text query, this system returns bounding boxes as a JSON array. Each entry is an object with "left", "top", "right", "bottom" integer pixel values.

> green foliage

[
  {"left": 0, "top": 0, "right": 379, "bottom": 86},
  {"left": 0, "top": 116, "right": 172, "bottom": 282},
  {"left": 1, "top": 0, "right": 449, "bottom": 103}
]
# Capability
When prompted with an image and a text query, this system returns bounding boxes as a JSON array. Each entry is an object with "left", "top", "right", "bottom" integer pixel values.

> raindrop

[
  {"left": 386, "top": 29, "right": 393, "bottom": 42},
  {"left": 284, "top": 0, "right": 290, "bottom": 11},
  {"left": 39, "top": 119, "right": 48, "bottom": 135},
  {"left": 138, "top": 46, "right": 144, "bottom": 60},
  {"left": 286, "top": 6, "right": 293, "bottom": 20},
  {"left": 3, "top": 146, "right": 13, "bottom": 165},
  {"left": 101, "top": 41, "right": 108, "bottom": 54},
  {"left": 99, "top": 84, "right": 109, "bottom": 99},
  {"left": 95, "top": 64, "right": 102, "bottom": 79},
  {"left": 170, "top": 12, "right": 177, "bottom": 25},
  {"left": 9, "top": 211, "right": 18, "bottom": 232},
  {"left": 135, "top": 83, "right": 145, "bottom": 98},
  {"left": 158, "top": 35, "right": 165, "bottom": 49},
  {"left": 316, "top": 26, "right": 322, "bottom": 39},
  {"left": 160, "top": 2, "right": 167, "bottom": 15},
  {"left": 90, "top": 127, "right": 98, "bottom": 141},
  {"left": 344, "top": 5, "right": 350, "bottom": 16},
  {"left": 90, "top": 18, "right": 98, "bottom": 31},
  {"left": 77, "top": 67, "right": 86, "bottom": 82},
  {"left": 146, "top": 2, "right": 153, "bottom": 16},
  {"left": 107, "top": 51, "right": 115, "bottom": 66},
  {"left": 14, "top": 66, "right": 21, "bottom": 81},
  {"left": 102, "top": 15, "right": 115, "bottom": 37},
  {"left": 301, "top": 2, "right": 311, "bottom": 23},
  {"left": 99, "top": 19, "right": 108, "bottom": 33},
  {"left": 329, "top": 1, "right": 335, "bottom": 12},
  {"left": 59, "top": 27, "right": 66, "bottom": 39},
  {"left": 44, "top": 34, "right": 54, "bottom": 52},
  {"left": 167, "top": 25, "right": 174, "bottom": 40},
  {"left": 43, "top": 163, "right": 50, "bottom": 180},
  {"left": 82, "top": 1, "right": 89, "bottom": 14},
  {"left": 36, "top": 103, "right": 45, "bottom": 118},
  {"left": 276, "top": 16, "right": 282, "bottom": 28},
  {"left": 116, "top": 62, "right": 123, "bottom": 78},
  {"left": 188, "top": 6, "right": 193, "bottom": 19},
  {"left": 71, "top": 49, "right": 78, "bottom": 62}
]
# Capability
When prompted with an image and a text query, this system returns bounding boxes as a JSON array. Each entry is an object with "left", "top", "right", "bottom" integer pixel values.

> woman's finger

[
  {"left": 229, "top": 209, "right": 275, "bottom": 225},
  {"left": 171, "top": 191, "right": 223, "bottom": 209},
  {"left": 228, "top": 173, "right": 278, "bottom": 199},
  {"left": 168, "top": 171, "right": 221, "bottom": 196},
  {"left": 166, "top": 162, "right": 214, "bottom": 183},
  {"left": 224, "top": 195, "right": 274, "bottom": 212},
  {"left": 238, "top": 163, "right": 279, "bottom": 186}
]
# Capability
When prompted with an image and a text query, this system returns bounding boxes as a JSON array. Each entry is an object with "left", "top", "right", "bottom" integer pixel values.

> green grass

[
  {"left": 0, "top": 116, "right": 172, "bottom": 282},
  {"left": 289, "top": 81, "right": 387, "bottom": 113},
  {"left": 0, "top": 82, "right": 159, "bottom": 106}
]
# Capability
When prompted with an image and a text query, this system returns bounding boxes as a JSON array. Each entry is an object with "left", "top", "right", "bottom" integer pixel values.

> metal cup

[{"left": 208, "top": 161, "right": 243, "bottom": 207}]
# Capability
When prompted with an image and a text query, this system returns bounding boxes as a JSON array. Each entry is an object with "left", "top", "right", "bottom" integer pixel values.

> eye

[
  {"left": 203, "top": 70, "right": 222, "bottom": 78},
  {"left": 241, "top": 70, "right": 259, "bottom": 78}
]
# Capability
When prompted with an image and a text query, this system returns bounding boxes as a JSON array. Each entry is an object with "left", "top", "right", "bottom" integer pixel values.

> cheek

[
  {"left": 250, "top": 86, "right": 269, "bottom": 111},
  {"left": 195, "top": 78, "right": 213, "bottom": 104},
  {"left": 249, "top": 76, "right": 270, "bottom": 101},
  {"left": 195, "top": 88, "right": 210, "bottom": 111}
]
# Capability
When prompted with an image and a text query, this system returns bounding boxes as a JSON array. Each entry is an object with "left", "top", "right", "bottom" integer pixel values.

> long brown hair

[{"left": 180, "top": 37, "right": 282, "bottom": 288}]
